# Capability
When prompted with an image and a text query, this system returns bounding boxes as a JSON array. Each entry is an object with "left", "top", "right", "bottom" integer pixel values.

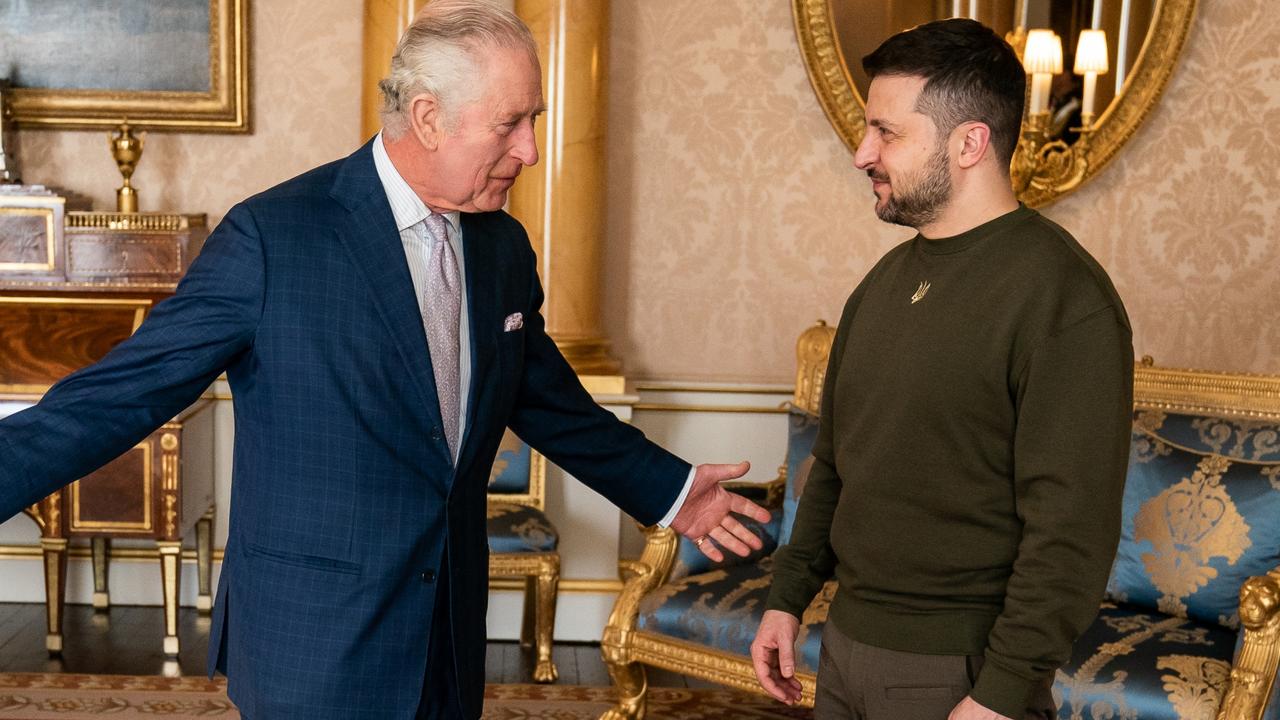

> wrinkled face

[
  {"left": 853, "top": 75, "right": 953, "bottom": 229},
  {"left": 431, "top": 46, "right": 544, "bottom": 213}
]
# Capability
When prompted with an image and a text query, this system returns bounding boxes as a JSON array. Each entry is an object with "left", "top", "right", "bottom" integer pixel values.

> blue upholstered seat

[
  {"left": 638, "top": 559, "right": 833, "bottom": 674},
  {"left": 1053, "top": 604, "right": 1238, "bottom": 720},
  {"left": 487, "top": 502, "right": 558, "bottom": 553}
]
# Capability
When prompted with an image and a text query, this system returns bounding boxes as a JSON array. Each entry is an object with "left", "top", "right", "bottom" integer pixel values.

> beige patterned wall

[
  {"left": 12, "top": 1, "right": 1277, "bottom": 385},
  {"left": 603, "top": 0, "right": 1280, "bottom": 383},
  {"left": 15, "top": 0, "right": 363, "bottom": 230}
]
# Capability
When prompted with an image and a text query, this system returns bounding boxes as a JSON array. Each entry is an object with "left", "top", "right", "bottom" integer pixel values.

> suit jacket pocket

[{"left": 243, "top": 542, "right": 361, "bottom": 577}]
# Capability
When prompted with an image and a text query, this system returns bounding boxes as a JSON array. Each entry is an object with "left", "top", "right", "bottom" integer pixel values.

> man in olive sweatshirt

[{"left": 750, "top": 19, "right": 1133, "bottom": 720}]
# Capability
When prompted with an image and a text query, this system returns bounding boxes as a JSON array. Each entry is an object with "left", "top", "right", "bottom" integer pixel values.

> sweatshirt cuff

[
  {"left": 970, "top": 660, "right": 1039, "bottom": 720},
  {"left": 763, "top": 581, "right": 812, "bottom": 621}
]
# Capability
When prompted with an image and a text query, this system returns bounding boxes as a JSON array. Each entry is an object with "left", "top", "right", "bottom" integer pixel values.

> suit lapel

[
  {"left": 457, "top": 213, "right": 500, "bottom": 471},
  {"left": 329, "top": 141, "right": 449, "bottom": 463}
]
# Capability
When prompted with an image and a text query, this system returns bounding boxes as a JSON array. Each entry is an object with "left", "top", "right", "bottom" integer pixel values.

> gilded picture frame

[{"left": 2, "top": 0, "right": 250, "bottom": 133}]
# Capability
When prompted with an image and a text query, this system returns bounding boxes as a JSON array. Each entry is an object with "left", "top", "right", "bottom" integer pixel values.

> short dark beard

[{"left": 874, "top": 143, "right": 952, "bottom": 229}]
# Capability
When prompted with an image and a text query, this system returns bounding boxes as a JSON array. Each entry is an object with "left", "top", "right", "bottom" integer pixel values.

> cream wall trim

[
  {"left": 634, "top": 381, "right": 794, "bottom": 394},
  {"left": 490, "top": 577, "right": 623, "bottom": 594},
  {"left": 0, "top": 545, "right": 224, "bottom": 563},
  {"left": 633, "top": 403, "right": 789, "bottom": 414}
]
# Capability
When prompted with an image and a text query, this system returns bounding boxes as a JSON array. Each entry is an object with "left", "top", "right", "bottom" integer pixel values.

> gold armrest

[
  {"left": 1217, "top": 567, "right": 1280, "bottom": 720},
  {"left": 602, "top": 525, "right": 680, "bottom": 665}
]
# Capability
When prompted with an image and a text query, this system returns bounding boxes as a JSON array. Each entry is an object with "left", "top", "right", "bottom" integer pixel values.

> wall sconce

[
  {"left": 1011, "top": 27, "right": 1107, "bottom": 200},
  {"left": 1075, "top": 29, "right": 1110, "bottom": 128}
]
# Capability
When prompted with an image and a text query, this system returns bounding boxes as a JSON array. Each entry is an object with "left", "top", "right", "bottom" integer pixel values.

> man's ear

[
  {"left": 408, "top": 93, "right": 444, "bottom": 151},
  {"left": 955, "top": 121, "right": 993, "bottom": 170}
]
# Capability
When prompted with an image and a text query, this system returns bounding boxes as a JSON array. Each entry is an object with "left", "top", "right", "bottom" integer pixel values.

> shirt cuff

[{"left": 655, "top": 467, "right": 697, "bottom": 528}]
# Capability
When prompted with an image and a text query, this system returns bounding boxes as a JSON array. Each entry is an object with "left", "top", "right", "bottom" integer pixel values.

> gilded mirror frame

[{"left": 792, "top": 0, "right": 1197, "bottom": 207}]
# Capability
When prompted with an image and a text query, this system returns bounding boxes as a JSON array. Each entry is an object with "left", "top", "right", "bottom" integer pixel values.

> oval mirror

[{"left": 793, "top": 0, "right": 1197, "bottom": 207}]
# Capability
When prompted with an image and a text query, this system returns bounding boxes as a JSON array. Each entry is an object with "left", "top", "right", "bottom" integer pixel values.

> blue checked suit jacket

[{"left": 0, "top": 140, "right": 690, "bottom": 718}]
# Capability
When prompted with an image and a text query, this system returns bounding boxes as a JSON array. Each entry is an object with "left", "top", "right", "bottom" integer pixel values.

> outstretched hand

[{"left": 669, "top": 461, "right": 771, "bottom": 562}]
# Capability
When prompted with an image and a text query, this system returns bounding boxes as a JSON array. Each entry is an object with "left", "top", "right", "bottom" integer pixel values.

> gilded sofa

[
  {"left": 599, "top": 321, "right": 1280, "bottom": 720},
  {"left": 487, "top": 430, "right": 560, "bottom": 682}
]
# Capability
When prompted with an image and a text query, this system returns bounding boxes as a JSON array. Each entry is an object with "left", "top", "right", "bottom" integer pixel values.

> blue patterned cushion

[
  {"left": 488, "top": 430, "right": 531, "bottom": 495},
  {"left": 667, "top": 483, "right": 782, "bottom": 583},
  {"left": 637, "top": 559, "right": 834, "bottom": 674},
  {"left": 487, "top": 503, "right": 558, "bottom": 553},
  {"left": 1106, "top": 412, "right": 1280, "bottom": 628},
  {"left": 779, "top": 407, "right": 820, "bottom": 546},
  {"left": 1054, "top": 604, "right": 1237, "bottom": 720}
]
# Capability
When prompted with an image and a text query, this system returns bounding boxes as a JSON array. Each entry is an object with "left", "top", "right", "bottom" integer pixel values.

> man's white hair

[{"left": 378, "top": 0, "right": 538, "bottom": 139}]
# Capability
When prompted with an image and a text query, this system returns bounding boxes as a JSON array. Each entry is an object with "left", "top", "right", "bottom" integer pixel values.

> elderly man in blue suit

[{"left": 0, "top": 2, "right": 770, "bottom": 718}]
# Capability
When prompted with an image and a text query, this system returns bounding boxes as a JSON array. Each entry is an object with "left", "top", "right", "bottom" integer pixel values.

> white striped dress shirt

[{"left": 373, "top": 133, "right": 471, "bottom": 449}]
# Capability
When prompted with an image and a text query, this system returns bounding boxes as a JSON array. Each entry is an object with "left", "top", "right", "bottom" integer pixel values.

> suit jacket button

[
  {"left": 421, "top": 570, "right": 436, "bottom": 583},
  {"left": 430, "top": 428, "right": 442, "bottom": 441}
]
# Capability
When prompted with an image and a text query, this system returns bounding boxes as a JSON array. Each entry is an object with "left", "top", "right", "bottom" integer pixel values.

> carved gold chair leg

[
  {"left": 1217, "top": 568, "right": 1280, "bottom": 720},
  {"left": 91, "top": 537, "right": 111, "bottom": 610},
  {"left": 599, "top": 634, "right": 648, "bottom": 720},
  {"left": 599, "top": 527, "right": 679, "bottom": 720},
  {"left": 520, "top": 576, "right": 536, "bottom": 649},
  {"left": 532, "top": 554, "right": 560, "bottom": 683}
]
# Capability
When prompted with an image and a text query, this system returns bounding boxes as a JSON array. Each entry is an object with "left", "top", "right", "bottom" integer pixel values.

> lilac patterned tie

[{"left": 421, "top": 214, "right": 461, "bottom": 460}]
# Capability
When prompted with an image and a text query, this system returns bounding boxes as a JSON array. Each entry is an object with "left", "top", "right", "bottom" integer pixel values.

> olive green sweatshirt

[{"left": 765, "top": 205, "right": 1133, "bottom": 718}]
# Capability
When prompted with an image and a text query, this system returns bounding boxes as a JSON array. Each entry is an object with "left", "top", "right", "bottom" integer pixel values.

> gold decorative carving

[
  {"left": 1216, "top": 571, "right": 1280, "bottom": 720},
  {"left": 66, "top": 212, "right": 204, "bottom": 233},
  {"left": 1135, "top": 367, "right": 1280, "bottom": 423},
  {"left": 630, "top": 632, "right": 817, "bottom": 707},
  {"left": 791, "top": 0, "right": 1199, "bottom": 207},
  {"left": 793, "top": 320, "right": 835, "bottom": 416}
]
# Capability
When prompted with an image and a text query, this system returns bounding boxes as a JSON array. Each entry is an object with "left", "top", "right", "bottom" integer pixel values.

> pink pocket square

[{"left": 503, "top": 312, "right": 524, "bottom": 332}]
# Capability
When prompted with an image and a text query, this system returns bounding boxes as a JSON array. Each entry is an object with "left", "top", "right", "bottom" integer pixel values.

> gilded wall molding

[{"left": 1134, "top": 365, "right": 1280, "bottom": 422}]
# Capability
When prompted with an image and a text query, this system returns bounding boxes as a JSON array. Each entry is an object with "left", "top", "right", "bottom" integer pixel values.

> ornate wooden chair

[
  {"left": 598, "top": 320, "right": 1280, "bottom": 720},
  {"left": 487, "top": 429, "right": 560, "bottom": 683}
]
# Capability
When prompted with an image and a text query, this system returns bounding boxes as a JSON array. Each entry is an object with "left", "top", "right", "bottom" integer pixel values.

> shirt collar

[{"left": 373, "top": 132, "right": 461, "bottom": 236}]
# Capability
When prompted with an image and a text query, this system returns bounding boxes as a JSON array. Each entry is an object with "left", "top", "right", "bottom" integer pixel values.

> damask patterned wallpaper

[
  {"left": 13, "top": 0, "right": 1276, "bottom": 384},
  {"left": 14, "top": 0, "right": 363, "bottom": 230},
  {"left": 603, "top": 0, "right": 1280, "bottom": 382}
]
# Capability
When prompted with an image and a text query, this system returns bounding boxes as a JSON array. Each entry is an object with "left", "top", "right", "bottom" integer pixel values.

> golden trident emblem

[{"left": 911, "top": 281, "right": 931, "bottom": 304}]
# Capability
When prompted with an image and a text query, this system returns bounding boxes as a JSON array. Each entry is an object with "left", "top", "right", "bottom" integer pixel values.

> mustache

[{"left": 867, "top": 169, "right": 889, "bottom": 182}]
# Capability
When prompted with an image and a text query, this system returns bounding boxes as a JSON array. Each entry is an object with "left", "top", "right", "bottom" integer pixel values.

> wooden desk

[{"left": 0, "top": 196, "right": 211, "bottom": 657}]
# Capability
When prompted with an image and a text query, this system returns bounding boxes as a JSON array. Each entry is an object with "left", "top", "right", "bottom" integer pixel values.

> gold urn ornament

[{"left": 109, "top": 120, "right": 145, "bottom": 213}]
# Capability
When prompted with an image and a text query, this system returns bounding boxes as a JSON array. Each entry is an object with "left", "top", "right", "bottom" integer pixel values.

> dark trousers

[{"left": 814, "top": 623, "right": 1056, "bottom": 720}]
